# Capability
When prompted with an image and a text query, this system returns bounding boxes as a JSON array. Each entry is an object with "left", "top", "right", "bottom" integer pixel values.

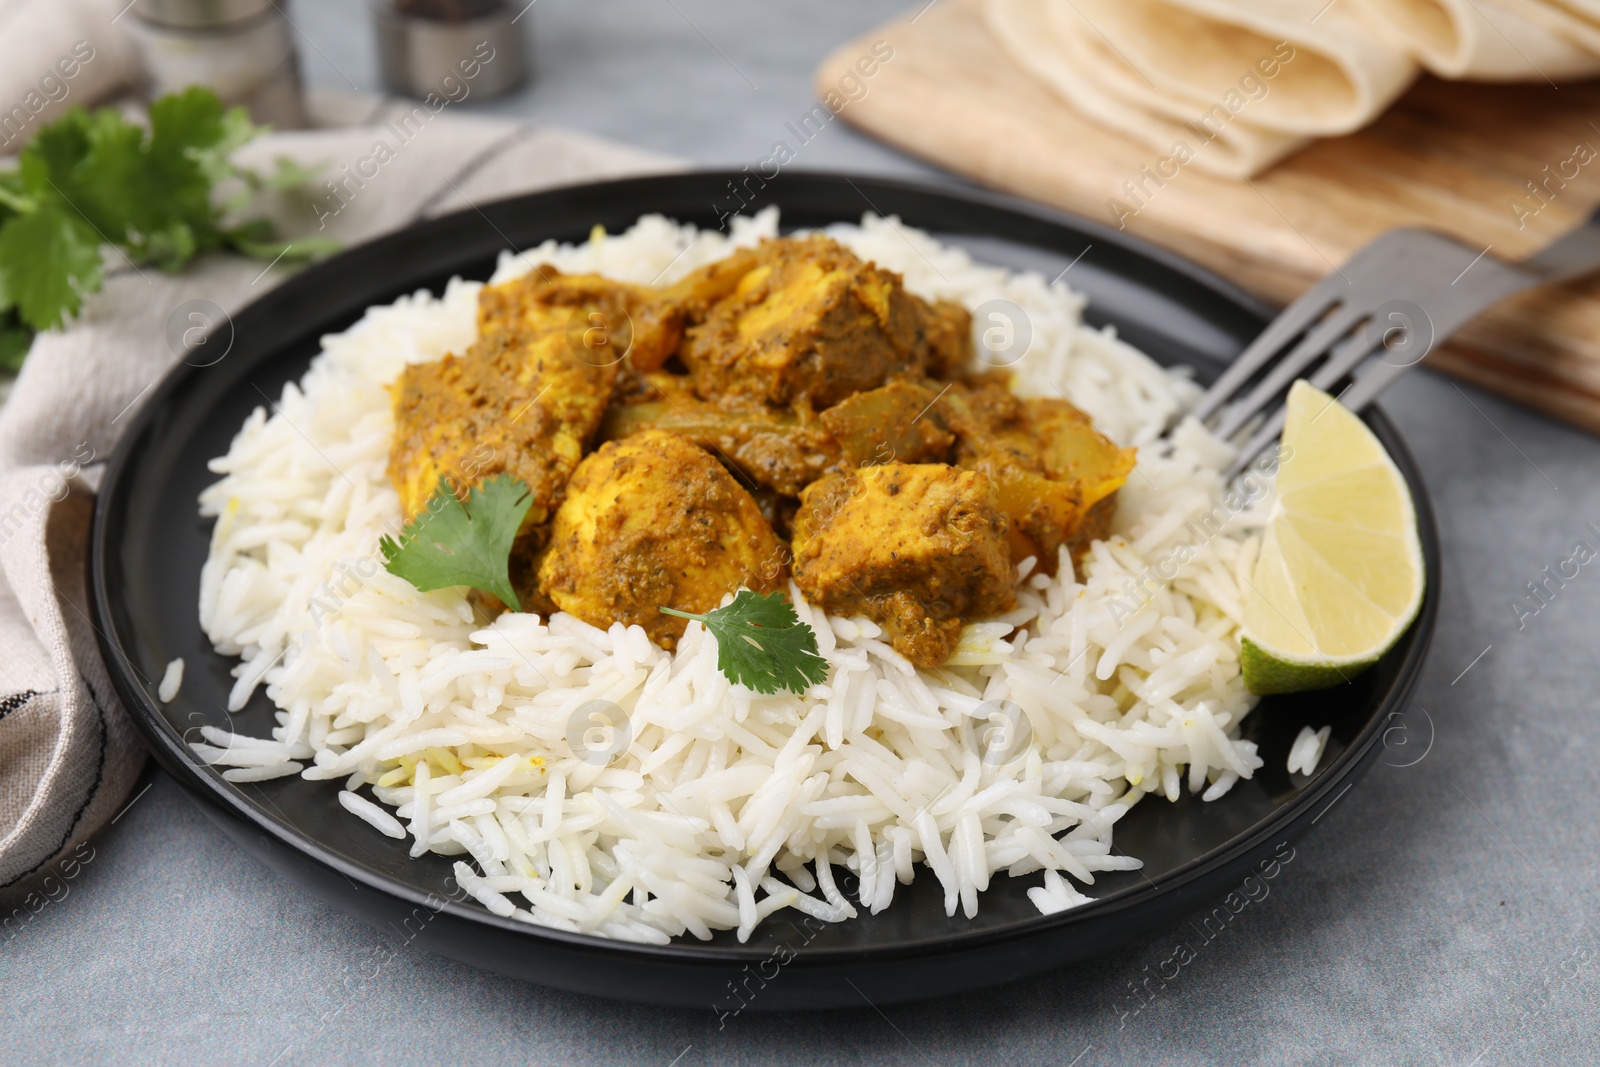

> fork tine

[
  {"left": 1224, "top": 330, "right": 1408, "bottom": 477},
  {"left": 1188, "top": 272, "right": 1350, "bottom": 425},
  {"left": 1210, "top": 302, "right": 1367, "bottom": 442},
  {"left": 1332, "top": 356, "right": 1412, "bottom": 415},
  {"left": 1224, "top": 407, "right": 1287, "bottom": 479},
  {"left": 1305, "top": 327, "right": 1389, "bottom": 395}
]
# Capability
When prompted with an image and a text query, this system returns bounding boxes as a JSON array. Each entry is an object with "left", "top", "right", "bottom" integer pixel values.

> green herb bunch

[{"left": 0, "top": 86, "right": 335, "bottom": 370}]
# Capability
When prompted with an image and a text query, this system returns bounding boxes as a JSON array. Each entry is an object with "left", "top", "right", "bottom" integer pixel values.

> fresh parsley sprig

[
  {"left": 380, "top": 476, "right": 533, "bottom": 610},
  {"left": 0, "top": 87, "right": 337, "bottom": 370},
  {"left": 662, "top": 590, "right": 829, "bottom": 695}
]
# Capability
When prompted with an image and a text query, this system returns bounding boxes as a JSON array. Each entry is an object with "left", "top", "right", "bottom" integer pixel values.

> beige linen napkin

[
  {"left": 0, "top": 86, "right": 678, "bottom": 898},
  {"left": 0, "top": 0, "right": 140, "bottom": 154}
]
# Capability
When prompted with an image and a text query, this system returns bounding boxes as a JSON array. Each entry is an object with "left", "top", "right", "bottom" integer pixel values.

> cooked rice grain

[
  {"left": 158, "top": 658, "right": 185, "bottom": 703},
  {"left": 1287, "top": 725, "right": 1332, "bottom": 776}
]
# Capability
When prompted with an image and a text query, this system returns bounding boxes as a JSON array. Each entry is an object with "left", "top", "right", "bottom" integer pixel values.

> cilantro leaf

[
  {"left": 20, "top": 110, "right": 93, "bottom": 198},
  {"left": 661, "top": 590, "right": 829, "bottom": 695},
  {"left": 24, "top": 108, "right": 137, "bottom": 243},
  {"left": 379, "top": 476, "right": 532, "bottom": 610},
  {"left": 151, "top": 88, "right": 256, "bottom": 187},
  {"left": 78, "top": 89, "right": 235, "bottom": 263},
  {"left": 0, "top": 202, "right": 103, "bottom": 330},
  {"left": 0, "top": 171, "right": 32, "bottom": 216}
]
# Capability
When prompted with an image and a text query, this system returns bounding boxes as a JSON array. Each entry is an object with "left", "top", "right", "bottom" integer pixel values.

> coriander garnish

[
  {"left": 662, "top": 590, "right": 829, "bottom": 695},
  {"left": 380, "top": 475, "right": 532, "bottom": 610}
]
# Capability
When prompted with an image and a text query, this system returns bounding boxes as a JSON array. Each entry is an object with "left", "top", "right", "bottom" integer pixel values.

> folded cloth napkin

[
  {"left": 0, "top": 0, "right": 140, "bottom": 154},
  {"left": 0, "top": 86, "right": 678, "bottom": 897},
  {"left": 986, "top": 0, "right": 1600, "bottom": 178}
]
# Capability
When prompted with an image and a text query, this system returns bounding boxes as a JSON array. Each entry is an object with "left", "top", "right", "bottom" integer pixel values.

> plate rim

[{"left": 89, "top": 167, "right": 1440, "bottom": 967}]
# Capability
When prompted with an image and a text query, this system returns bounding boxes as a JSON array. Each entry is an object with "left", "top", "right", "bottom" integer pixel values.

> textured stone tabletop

[{"left": 5, "top": 2, "right": 1597, "bottom": 1063}]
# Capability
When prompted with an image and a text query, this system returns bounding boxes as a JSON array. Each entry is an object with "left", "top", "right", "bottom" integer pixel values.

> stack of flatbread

[{"left": 986, "top": 0, "right": 1600, "bottom": 178}]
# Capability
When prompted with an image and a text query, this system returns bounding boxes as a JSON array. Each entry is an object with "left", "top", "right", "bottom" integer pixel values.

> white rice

[
  {"left": 222, "top": 762, "right": 304, "bottom": 783},
  {"left": 1287, "top": 725, "right": 1331, "bottom": 776},
  {"left": 339, "top": 789, "right": 407, "bottom": 838},
  {"left": 158, "top": 657, "right": 185, "bottom": 703},
  {"left": 193, "top": 209, "right": 1269, "bottom": 943}
]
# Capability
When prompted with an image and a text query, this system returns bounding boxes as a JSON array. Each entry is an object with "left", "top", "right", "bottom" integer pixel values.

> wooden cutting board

[{"left": 817, "top": 0, "right": 1600, "bottom": 434}]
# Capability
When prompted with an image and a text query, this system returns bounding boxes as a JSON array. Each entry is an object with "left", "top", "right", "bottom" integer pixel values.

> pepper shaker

[{"left": 372, "top": 0, "right": 527, "bottom": 102}]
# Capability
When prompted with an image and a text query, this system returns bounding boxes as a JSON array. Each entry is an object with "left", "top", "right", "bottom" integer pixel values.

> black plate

[{"left": 90, "top": 171, "right": 1439, "bottom": 1010}]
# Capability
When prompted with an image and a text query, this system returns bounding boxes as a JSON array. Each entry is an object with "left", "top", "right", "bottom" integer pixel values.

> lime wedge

[{"left": 1240, "top": 381, "right": 1424, "bottom": 695}]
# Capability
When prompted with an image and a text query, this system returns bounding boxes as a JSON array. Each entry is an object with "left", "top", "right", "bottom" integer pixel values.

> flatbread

[
  {"left": 982, "top": 0, "right": 1600, "bottom": 181},
  {"left": 1349, "top": 0, "right": 1600, "bottom": 80},
  {"left": 1492, "top": 0, "right": 1600, "bottom": 56},
  {"left": 1059, "top": 0, "right": 1420, "bottom": 135},
  {"left": 986, "top": 0, "right": 1309, "bottom": 178}
]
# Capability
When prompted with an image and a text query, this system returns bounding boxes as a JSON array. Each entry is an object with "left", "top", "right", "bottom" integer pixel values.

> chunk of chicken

[
  {"left": 914, "top": 298, "right": 973, "bottom": 380},
  {"left": 478, "top": 265, "right": 685, "bottom": 372},
  {"left": 657, "top": 243, "right": 765, "bottom": 315},
  {"left": 678, "top": 235, "right": 972, "bottom": 409},
  {"left": 791, "top": 463, "right": 1015, "bottom": 667},
  {"left": 600, "top": 372, "right": 841, "bottom": 496},
  {"left": 388, "top": 326, "right": 617, "bottom": 539},
  {"left": 939, "top": 382, "right": 1135, "bottom": 573},
  {"left": 538, "top": 430, "right": 787, "bottom": 649}
]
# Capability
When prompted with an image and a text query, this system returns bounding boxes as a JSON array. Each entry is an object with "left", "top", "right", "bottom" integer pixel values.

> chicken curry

[{"left": 387, "top": 233, "right": 1135, "bottom": 668}]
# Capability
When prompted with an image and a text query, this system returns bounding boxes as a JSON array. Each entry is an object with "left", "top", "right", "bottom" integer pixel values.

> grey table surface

[{"left": 7, "top": 1, "right": 1599, "bottom": 1064}]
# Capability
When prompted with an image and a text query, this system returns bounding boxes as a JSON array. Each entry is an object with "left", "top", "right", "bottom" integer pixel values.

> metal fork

[{"left": 1189, "top": 206, "right": 1600, "bottom": 474}]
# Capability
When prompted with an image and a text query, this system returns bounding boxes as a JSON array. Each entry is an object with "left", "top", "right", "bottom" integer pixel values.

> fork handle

[{"left": 1522, "top": 205, "right": 1600, "bottom": 282}]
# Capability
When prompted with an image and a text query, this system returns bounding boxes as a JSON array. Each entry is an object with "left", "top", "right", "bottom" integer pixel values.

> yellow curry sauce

[{"left": 387, "top": 234, "right": 1135, "bottom": 666}]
